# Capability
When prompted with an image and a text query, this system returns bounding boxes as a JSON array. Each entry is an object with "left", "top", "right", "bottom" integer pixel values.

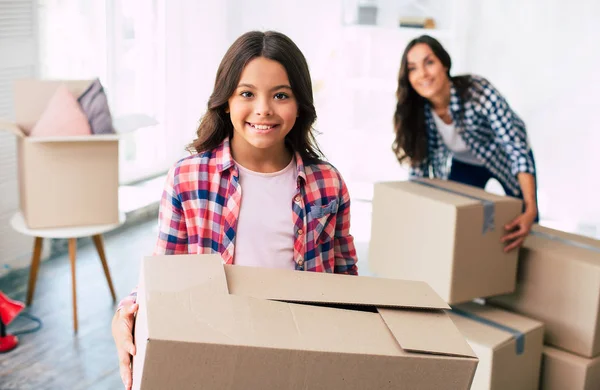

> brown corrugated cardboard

[
  {"left": 0, "top": 79, "right": 119, "bottom": 228},
  {"left": 489, "top": 225, "right": 600, "bottom": 358},
  {"left": 540, "top": 346, "right": 600, "bottom": 390},
  {"left": 449, "top": 302, "right": 544, "bottom": 390},
  {"left": 132, "top": 254, "right": 479, "bottom": 390},
  {"left": 368, "top": 178, "right": 523, "bottom": 304}
]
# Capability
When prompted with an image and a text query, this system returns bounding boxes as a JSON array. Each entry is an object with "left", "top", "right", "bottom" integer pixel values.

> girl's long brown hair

[
  {"left": 188, "top": 31, "right": 323, "bottom": 163},
  {"left": 393, "top": 35, "right": 471, "bottom": 167}
]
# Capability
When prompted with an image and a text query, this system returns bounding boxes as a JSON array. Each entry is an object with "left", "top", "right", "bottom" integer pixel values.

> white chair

[{"left": 10, "top": 212, "right": 126, "bottom": 333}]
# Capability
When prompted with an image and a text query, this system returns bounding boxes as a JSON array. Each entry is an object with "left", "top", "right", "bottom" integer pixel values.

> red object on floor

[
  {"left": 0, "top": 291, "right": 25, "bottom": 353},
  {"left": 0, "top": 333, "right": 19, "bottom": 353}
]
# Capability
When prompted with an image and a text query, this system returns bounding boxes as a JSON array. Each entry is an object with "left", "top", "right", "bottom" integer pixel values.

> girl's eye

[
  {"left": 240, "top": 91, "right": 253, "bottom": 98},
  {"left": 426, "top": 60, "right": 434, "bottom": 65},
  {"left": 274, "top": 92, "right": 289, "bottom": 100}
]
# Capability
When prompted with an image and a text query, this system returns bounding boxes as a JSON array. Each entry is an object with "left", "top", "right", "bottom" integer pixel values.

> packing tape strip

[
  {"left": 451, "top": 306, "right": 525, "bottom": 355},
  {"left": 530, "top": 230, "right": 600, "bottom": 253},
  {"left": 410, "top": 179, "right": 495, "bottom": 234}
]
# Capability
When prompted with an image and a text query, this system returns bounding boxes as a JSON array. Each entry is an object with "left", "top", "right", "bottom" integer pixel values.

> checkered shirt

[
  {"left": 118, "top": 138, "right": 358, "bottom": 308},
  {"left": 410, "top": 75, "right": 536, "bottom": 196}
]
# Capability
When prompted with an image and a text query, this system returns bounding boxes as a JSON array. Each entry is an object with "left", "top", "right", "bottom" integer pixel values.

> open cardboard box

[
  {"left": 0, "top": 79, "right": 155, "bottom": 229},
  {"left": 132, "top": 254, "right": 479, "bottom": 390}
]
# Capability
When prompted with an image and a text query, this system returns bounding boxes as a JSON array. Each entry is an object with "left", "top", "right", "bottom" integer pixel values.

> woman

[{"left": 393, "top": 35, "right": 538, "bottom": 252}]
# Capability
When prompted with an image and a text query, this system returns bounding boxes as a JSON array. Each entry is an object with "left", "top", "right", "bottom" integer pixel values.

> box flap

[
  {"left": 224, "top": 264, "right": 450, "bottom": 310},
  {"left": 379, "top": 308, "right": 476, "bottom": 358},
  {"left": 14, "top": 79, "right": 94, "bottom": 133},
  {"left": 27, "top": 134, "right": 121, "bottom": 143},
  {"left": 143, "top": 254, "right": 228, "bottom": 295},
  {"left": 147, "top": 290, "right": 409, "bottom": 357},
  {"left": 0, "top": 119, "right": 25, "bottom": 137}
]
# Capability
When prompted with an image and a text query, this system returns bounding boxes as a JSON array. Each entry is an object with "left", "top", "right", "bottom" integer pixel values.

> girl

[
  {"left": 112, "top": 31, "right": 358, "bottom": 390},
  {"left": 393, "top": 35, "right": 538, "bottom": 253}
]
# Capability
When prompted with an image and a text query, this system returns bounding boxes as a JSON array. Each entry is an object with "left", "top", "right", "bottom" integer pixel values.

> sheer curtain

[{"left": 37, "top": 0, "right": 189, "bottom": 184}]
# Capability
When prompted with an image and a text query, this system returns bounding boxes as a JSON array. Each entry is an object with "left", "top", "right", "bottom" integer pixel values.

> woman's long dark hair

[
  {"left": 188, "top": 31, "right": 323, "bottom": 163},
  {"left": 392, "top": 35, "right": 471, "bottom": 166}
]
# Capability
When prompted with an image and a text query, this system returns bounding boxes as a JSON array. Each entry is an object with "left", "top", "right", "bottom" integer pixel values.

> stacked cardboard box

[
  {"left": 369, "top": 178, "right": 523, "bottom": 304},
  {"left": 490, "top": 225, "right": 600, "bottom": 389},
  {"left": 132, "top": 254, "right": 479, "bottom": 389},
  {"left": 540, "top": 346, "right": 600, "bottom": 390},
  {"left": 368, "top": 179, "right": 545, "bottom": 389},
  {"left": 449, "top": 302, "right": 544, "bottom": 390}
]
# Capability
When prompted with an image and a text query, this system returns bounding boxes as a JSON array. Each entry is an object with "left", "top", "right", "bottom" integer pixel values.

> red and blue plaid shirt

[{"left": 119, "top": 138, "right": 358, "bottom": 307}]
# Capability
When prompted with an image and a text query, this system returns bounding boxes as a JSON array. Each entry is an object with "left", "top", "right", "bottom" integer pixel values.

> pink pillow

[{"left": 29, "top": 84, "right": 92, "bottom": 137}]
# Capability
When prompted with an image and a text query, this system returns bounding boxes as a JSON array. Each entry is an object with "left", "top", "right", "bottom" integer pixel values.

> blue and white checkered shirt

[{"left": 409, "top": 75, "right": 535, "bottom": 196}]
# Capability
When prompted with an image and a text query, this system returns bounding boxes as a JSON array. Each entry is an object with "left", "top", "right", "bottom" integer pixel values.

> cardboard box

[
  {"left": 490, "top": 225, "right": 600, "bottom": 357},
  {"left": 449, "top": 302, "right": 544, "bottom": 390},
  {"left": 0, "top": 79, "right": 119, "bottom": 228},
  {"left": 132, "top": 254, "right": 479, "bottom": 390},
  {"left": 540, "top": 346, "right": 600, "bottom": 390},
  {"left": 368, "top": 179, "right": 523, "bottom": 304}
]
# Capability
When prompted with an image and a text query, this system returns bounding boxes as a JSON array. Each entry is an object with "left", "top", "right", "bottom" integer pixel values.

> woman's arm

[
  {"left": 517, "top": 172, "right": 538, "bottom": 215},
  {"left": 478, "top": 77, "right": 536, "bottom": 178},
  {"left": 501, "top": 172, "right": 538, "bottom": 252},
  {"left": 475, "top": 78, "right": 538, "bottom": 251}
]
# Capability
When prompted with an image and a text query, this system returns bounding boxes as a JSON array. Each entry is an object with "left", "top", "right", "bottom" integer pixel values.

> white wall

[
  {"left": 223, "top": 0, "right": 470, "bottom": 197},
  {"left": 462, "top": 0, "right": 600, "bottom": 235}
]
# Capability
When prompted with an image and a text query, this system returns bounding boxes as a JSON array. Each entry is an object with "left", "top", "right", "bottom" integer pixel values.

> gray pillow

[{"left": 78, "top": 78, "right": 116, "bottom": 134}]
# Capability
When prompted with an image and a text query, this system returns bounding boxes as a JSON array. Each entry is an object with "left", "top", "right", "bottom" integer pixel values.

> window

[{"left": 37, "top": 0, "right": 182, "bottom": 184}]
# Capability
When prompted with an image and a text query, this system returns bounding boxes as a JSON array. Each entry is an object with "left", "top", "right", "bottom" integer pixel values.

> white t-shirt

[
  {"left": 232, "top": 157, "right": 297, "bottom": 270},
  {"left": 431, "top": 109, "right": 484, "bottom": 166}
]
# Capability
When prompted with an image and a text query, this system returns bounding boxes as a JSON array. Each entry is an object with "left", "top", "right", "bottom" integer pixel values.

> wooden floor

[{"left": 0, "top": 217, "right": 157, "bottom": 390}]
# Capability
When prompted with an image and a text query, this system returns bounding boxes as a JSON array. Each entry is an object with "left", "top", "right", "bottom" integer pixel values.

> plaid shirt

[
  {"left": 119, "top": 138, "right": 358, "bottom": 307},
  {"left": 410, "top": 75, "right": 535, "bottom": 196}
]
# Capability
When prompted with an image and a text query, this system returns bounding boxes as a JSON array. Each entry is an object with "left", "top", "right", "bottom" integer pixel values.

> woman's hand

[
  {"left": 501, "top": 208, "right": 537, "bottom": 252},
  {"left": 112, "top": 302, "right": 139, "bottom": 390}
]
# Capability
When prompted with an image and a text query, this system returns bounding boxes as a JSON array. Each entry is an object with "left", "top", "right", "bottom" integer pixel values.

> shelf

[{"left": 342, "top": 24, "right": 454, "bottom": 41}]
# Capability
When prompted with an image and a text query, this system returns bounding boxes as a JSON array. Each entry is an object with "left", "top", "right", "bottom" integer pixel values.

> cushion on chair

[
  {"left": 77, "top": 78, "right": 116, "bottom": 135},
  {"left": 29, "top": 84, "right": 92, "bottom": 137}
]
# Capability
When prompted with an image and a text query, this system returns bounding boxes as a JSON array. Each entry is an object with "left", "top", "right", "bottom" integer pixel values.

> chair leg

[
  {"left": 92, "top": 234, "right": 117, "bottom": 302},
  {"left": 26, "top": 237, "right": 44, "bottom": 306},
  {"left": 69, "top": 238, "right": 78, "bottom": 333}
]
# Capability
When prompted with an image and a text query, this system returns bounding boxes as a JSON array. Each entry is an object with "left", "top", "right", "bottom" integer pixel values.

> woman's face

[{"left": 406, "top": 43, "right": 449, "bottom": 100}]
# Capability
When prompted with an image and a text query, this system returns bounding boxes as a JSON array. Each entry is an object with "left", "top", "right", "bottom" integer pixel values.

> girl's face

[
  {"left": 406, "top": 43, "right": 449, "bottom": 100},
  {"left": 228, "top": 56, "right": 298, "bottom": 157}
]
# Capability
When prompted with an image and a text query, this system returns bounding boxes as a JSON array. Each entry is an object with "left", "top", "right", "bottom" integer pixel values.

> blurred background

[
  {"left": 1, "top": 0, "right": 599, "bottom": 270},
  {"left": 1, "top": 1, "right": 600, "bottom": 388}
]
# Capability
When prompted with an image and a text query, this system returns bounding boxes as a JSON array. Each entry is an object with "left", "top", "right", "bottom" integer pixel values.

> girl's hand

[
  {"left": 112, "top": 302, "right": 139, "bottom": 390},
  {"left": 501, "top": 209, "right": 537, "bottom": 252}
]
